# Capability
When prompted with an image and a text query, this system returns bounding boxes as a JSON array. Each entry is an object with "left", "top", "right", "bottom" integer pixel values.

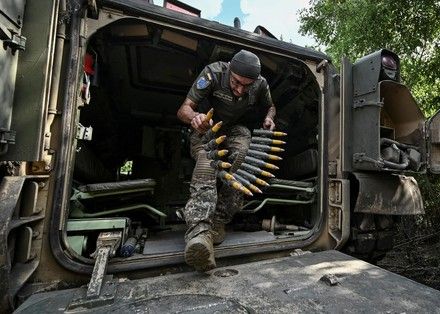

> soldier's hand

[
  {"left": 191, "top": 113, "right": 212, "bottom": 133},
  {"left": 263, "top": 117, "right": 275, "bottom": 131}
]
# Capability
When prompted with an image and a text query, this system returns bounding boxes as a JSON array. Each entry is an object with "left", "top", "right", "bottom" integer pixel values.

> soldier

[{"left": 177, "top": 49, "right": 276, "bottom": 271}]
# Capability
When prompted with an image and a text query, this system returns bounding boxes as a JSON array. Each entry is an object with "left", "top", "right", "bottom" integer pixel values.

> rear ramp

[{"left": 15, "top": 250, "right": 440, "bottom": 313}]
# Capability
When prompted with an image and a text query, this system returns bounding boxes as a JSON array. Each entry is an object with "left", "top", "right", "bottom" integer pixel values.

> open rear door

[
  {"left": 0, "top": 1, "right": 61, "bottom": 311},
  {"left": 427, "top": 110, "right": 440, "bottom": 174},
  {"left": 0, "top": 0, "right": 59, "bottom": 161},
  {"left": 0, "top": 0, "right": 27, "bottom": 155}
]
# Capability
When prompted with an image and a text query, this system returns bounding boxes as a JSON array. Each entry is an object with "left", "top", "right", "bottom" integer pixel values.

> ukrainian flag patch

[{"left": 196, "top": 76, "right": 210, "bottom": 89}]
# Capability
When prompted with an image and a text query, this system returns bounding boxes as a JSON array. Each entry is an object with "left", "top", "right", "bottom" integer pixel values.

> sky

[{"left": 154, "top": 0, "right": 317, "bottom": 47}]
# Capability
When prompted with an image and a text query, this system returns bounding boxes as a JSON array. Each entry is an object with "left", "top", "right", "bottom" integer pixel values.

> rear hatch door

[
  {"left": 0, "top": 0, "right": 26, "bottom": 155},
  {"left": 16, "top": 250, "right": 440, "bottom": 313},
  {"left": 0, "top": 0, "right": 58, "bottom": 161}
]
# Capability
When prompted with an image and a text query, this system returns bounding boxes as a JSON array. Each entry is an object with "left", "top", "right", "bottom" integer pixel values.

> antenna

[{"left": 234, "top": 17, "right": 241, "bottom": 29}]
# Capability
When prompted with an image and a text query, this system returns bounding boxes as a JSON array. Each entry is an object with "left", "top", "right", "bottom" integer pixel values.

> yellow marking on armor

[
  {"left": 215, "top": 135, "right": 226, "bottom": 145},
  {"left": 221, "top": 162, "right": 232, "bottom": 168},
  {"left": 212, "top": 121, "right": 223, "bottom": 133},
  {"left": 206, "top": 73, "right": 212, "bottom": 81}
]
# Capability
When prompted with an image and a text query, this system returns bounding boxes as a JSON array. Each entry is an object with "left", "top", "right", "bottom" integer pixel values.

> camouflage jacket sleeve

[{"left": 186, "top": 66, "right": 215, "bottom": 105}]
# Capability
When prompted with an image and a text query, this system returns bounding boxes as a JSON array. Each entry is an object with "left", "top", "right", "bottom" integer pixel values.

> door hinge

[
  {"left": 1, "top": 28, "right": 26, "bottom": 55},
  {"left": 0, "top": 128, "right": 16, "bottom": 145},
  {"left": 0, "top": 128, "right": 16, "bottom": 155},
  {"left": 76, "top": 123, "right": 93, "bottom": 141},
  {"left": 1, "top": 22, "right": 25, "bottom": 54},
  {"left": 328, "top": 179, "right": 350, "bottom": 249}
]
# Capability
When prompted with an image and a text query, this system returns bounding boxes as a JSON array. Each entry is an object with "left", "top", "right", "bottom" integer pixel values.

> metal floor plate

[
  {"left": 15, "top": 250, "right": 440, "bottom": 313},
  {"left": 142, "top": 230, "right": 277, "bottom": 255}
]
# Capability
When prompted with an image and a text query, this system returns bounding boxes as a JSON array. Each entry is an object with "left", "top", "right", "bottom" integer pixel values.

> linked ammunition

[
  {"left": 218, "top": 170, "right": 234, "bottom": 181},
  {"left": 227, "top": 151, "right": 239, "bottom": 163},
  {"left": 202, "top": 121, "right": 223, "bottom": 143},
  {"left": 211, "top": 121, "right": 223, "bottom": 133},
  {"left": 204, "top": 108, "right": 214, "bottom": 122},
  {"left": 247, "top": 149, "right": 282, "bottom": 161},
  {"left": 203, "top": 135, "right": 227, "bottom": 150},
  {"left": 233, "top": 173, "right": 263, "bottom": 194},
  {"left": 253, "top": 129, "right": 288, "bottom": 137},
  {"left": 251, "top": 136, "right": 286, "bottom": 145},
  {"left": 250, "top": 143, "right": 284, "bottom": 153},
  {"left": 240, "top": 163, "right": 274, "bottom": 178},
  {"left": 207, "top": 149, "right": 228, "bottom": 160},
  {"left": 244, "top": 156, "right": 279, "bottom": 170},
  {"left": 236, "top": 169, "right": 269, "bottom": 187},
  {"left": 218, "top": 170, "right": 253, "bottom": 196},
  {"left": 210, "top": 160, "right": 232, "bottom": 169}
]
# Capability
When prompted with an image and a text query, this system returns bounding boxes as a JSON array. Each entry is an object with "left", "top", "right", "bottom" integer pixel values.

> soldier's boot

[
  {"left": 212, "top": 222, "right": 226, "bottom": 245},
  {"left": 184, "top": 231, "right": 216, "bottom": 272}
]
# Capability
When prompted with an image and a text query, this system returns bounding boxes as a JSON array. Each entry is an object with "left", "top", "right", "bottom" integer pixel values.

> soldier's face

[{"left": 230, "top": 71, "right": 254, "bottom": 97}]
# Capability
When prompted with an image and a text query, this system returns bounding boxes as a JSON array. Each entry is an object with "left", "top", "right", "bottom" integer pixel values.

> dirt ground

[{"left": 378, "top": 231, "right": 440, "bottom": 290}]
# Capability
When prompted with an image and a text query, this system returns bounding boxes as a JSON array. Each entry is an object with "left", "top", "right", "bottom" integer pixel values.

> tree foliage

[{"left": 299, "top": 0, "right": 440, "bottom": 115}]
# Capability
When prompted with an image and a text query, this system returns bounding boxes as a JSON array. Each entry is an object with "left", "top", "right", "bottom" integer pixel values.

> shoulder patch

[{"left": 196, "top": 76, "right": 210, "bottom": 89}]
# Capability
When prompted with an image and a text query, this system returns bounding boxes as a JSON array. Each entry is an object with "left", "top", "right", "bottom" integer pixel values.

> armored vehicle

[{"left": 1, "top": 0, "right": 440, "bottom": 312}]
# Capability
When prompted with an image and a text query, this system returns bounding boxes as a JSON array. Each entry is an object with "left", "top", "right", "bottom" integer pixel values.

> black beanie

[{"left": 230, "top": 50, "right": 261, "bottom": 79}]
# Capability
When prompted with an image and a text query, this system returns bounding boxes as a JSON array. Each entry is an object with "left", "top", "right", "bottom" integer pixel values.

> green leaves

[{"left": 299, "top": 0, "right": 440, "bottom": 115}]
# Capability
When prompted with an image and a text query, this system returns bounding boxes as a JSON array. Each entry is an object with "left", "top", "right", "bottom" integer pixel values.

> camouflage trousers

[{"left": 183, "top": 125, "right": 251, "bottom": 242}]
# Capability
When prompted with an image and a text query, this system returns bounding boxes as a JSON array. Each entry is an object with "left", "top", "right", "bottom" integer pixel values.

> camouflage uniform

[{"left": 183, "top": 61, "right": 272, "bottom": 242}]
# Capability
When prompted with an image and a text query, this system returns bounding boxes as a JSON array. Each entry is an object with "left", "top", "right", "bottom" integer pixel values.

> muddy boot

[
  {"left": 212, "top": 222, "right": 226, "bottom": 245},
  {"left": 184, "top": 231, "right": 216, "bottom": 272}
]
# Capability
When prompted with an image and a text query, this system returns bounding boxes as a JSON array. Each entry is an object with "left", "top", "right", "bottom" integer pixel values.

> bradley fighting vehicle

[{"left": 1, "top": 0, "right": 440, "bottom": 312}]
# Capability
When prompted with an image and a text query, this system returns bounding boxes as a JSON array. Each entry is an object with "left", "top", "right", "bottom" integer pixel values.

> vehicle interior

[{"left": 67, "top": 18, "right": 322, "bottom": 263}]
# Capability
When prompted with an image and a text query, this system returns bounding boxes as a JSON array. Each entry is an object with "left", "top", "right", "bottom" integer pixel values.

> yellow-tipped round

[
  {"left": 267, "top": 154, "right": 283, "bottom": 161},
  {"left": 218, "top": 149, "right": 228, "bottom": 157},
  {"left": 226, "top": 173, "right": 235, "bottom": 180},
  {"left": 223, "top": 172, "right": 234, "bottom": 180},
  {"left": 270, "top": 147, "right": 285, "bottom": 152},
  {"left": 215, "top": 135, "right": 227, "bottom": 145},
  {"left": 273, "top": 131, "right": 288, "bottom": 137},
  {"left": 212, "top": 121, "right": 223, "bottom": 133},
  {"left": 256, "top": 178, "right": 270, "bottom": 186},
  {"left": 264, "top": 163, "right": 279, "bottom": 170},
  {"left": 271, "top": 139, "right": 286, "bottom": 145},
  {"left": 211, "top": 161, "right": 232, "bottom": 169},
  {"left": 240, "top": 186, "right": 253, "bottom": 196},
  {"left": 260, "top": 170, "right": 275, "bottom": 178},
  {"left": 248, "top": 184, "right": 263, "bottom": 194},
  {"left": 220, "top": 162, "right": 232, "bottom": 168},
  {"left": 205, "top": 108, "right": 214, "bottom": 122},
  {"left": 231, "top": 181, "right": 253, "bottom": 196}
]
